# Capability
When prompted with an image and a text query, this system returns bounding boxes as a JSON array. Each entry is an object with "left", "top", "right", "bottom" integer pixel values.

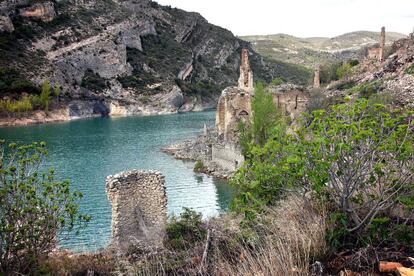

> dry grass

[
  {"left": 210, "top": 195, "right": 327, "bottom": 276},
  {"left": 43, "top": 196, "right": 327, "bottom": 275}
]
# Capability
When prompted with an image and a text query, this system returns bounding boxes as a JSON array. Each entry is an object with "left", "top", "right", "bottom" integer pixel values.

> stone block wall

[
  {"left": 106, "top": 170, "right": 167, "bottom": 250},
  {"left": 212, "top": 142, "right": 244, "bottom": 171}
]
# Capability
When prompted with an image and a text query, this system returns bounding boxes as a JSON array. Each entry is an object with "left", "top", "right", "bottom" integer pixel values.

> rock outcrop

[
  {"left": 0, "top": 0, "right": 300, "bottom": 124},
  {"left": 106, "top": 170, "right": 167, "bottom": 250},
  {"left": 0, "top": 15, "right": 14, "bottom": 33},
  {"left": 19, "top": 2, "right": 56, "bottom": 22}
]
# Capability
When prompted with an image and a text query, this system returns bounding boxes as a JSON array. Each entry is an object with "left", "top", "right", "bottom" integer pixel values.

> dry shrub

[
  {"left": 211, "top": 195, "right": 327, "bottom": 276},
  {"left": 41, "top": 250, "right": 116, "bottom": 275},
  {"left": 116, "top": 195, "right": 327, "bottom": 276}
]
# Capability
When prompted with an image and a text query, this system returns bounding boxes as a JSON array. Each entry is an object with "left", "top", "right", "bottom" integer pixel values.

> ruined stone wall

[
  {"left": 313, "top": 66, "right": 320, "bottom": 88},
  {"left": 238, "top": 49, "right": 254, "bottom": 92},
  {"left": 379, "top": 26, "right": 386, "bottom": 61},
  {"left": 216, "top": 87, "right": 252, "bottom": 141},
  {"left": 212, "top": 142, "right": 244, "bottom": 172},
  {"left": 271, "top": 90, "right": 308, "bottom": 121},
  {"left": 367, "top": 47, "right": 381, "bottom": 60},
  {"left": 106, "top": 170, "right": 167, "bottom": 250}
]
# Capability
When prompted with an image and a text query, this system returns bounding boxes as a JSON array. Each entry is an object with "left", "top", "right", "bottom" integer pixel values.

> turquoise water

[{"left": 0, "top": 111, "right": 233, "bottom": 251}]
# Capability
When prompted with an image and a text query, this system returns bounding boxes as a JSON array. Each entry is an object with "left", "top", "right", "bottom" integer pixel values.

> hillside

[
  {"left": 242, "top": 31, "right": 406, "bottom": 68},
  {"left": 324, "top": 34, "right": 414, "bottom": 109},
  {"left": 0, "top": 0, "right": 311, "bottom": 123}
]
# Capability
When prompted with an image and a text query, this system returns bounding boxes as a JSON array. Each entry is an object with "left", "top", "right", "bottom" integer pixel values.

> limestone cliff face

[{"left": 0, "top": 0, "right": 308, "bottom": 120}]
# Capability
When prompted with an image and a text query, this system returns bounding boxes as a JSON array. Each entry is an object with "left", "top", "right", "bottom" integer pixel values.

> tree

[
  {"left": 301, "top": 99, "right": 414, "bottom": 234},
  {"left": 40, "top": 80, "right": 52, "bottom": 112},
  {"left": 0, "top": 141, "right": 90, "bottom": 274},
  {"left": 251, "top": 83, "right": 283, "bottom": 146}
]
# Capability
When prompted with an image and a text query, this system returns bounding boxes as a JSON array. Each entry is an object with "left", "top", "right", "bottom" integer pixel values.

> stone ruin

[
  {"left": 238, "top": 49, "right": 254, "bottom": 92},
  {"left": 106, "top": 170, "right": 167, "bottom": 250},
  {"left": 367, "top": 27, "right": 386, "bottom": 61},
  {"left": 313, "top": 66, "right": 321, "bottom": 88},
  {"left": 216, "top": 49, "right": 254, "bottom": 142},
  {"left": 268, "top": 84, "right": 309, "bottom": 121}
]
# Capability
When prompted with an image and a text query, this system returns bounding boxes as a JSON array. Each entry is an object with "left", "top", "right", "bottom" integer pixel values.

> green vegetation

[
  {"left": 0, "top": 80, "right": 60, "bottom": 115},
  {"left": 269, "top": 77, "right": 284, "bottom": 86},
  {"left": 0, "top": 141, "right": 89, "bottom": 274},
  {"left": 0, "top": 68, "right": 39, "bottom": 96},
  {"left": 193, "top": 160, "right": 205, "bottom": 173},
  {"left": 164, "top": 208, "right": 206, "bottom": 250},
  {"left": 351, "top": 80, "right": 382, "bottom": 98},
  {"left": 232, "top": 97, "right": 414, "bottom": 250},
  {"left": 81, "top": 69, "right": 108, "bottom": 92},
  {"left": 405, "top": 63, "right": 414, "bottom": 75}
]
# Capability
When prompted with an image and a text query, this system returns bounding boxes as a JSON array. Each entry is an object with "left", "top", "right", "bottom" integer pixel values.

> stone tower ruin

[
  {"left": 379, "top": 26, "right": 386, "bottom": 61},
  {"left": 313, "top": 66, "right": 321, "bottom": 88},
  {"left": 217, "top": 49, "right": 254, "bottom": 141},
  {"left": 106, "top": 170, "right": 167, "bottom": 250},
  {"left": 238, "top": 49, "right": 254, "bottom": 92}
]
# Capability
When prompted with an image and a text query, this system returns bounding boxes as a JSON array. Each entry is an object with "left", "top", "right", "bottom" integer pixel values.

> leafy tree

[
  {"left": 0, "top": 141, "right": 90, "bottom": 274},
  {"left": 251, "top": 83, "right": 283, "bottom": 146},
  {"left": 40, "top": 80, "right": 52, "bottom": 112},
  {"left": 336, "top": 62, "right": 353, "bottom": 79},
  {"left": 231, "top": 122, "right": 304, "bottom": 219},
  {"left": 300, "top": 99, "right": 414, "bottom": 234}
]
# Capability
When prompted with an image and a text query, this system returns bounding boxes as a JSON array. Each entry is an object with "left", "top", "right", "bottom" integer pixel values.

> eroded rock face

[
  {"left": 106, "top": 170, "right": 167, "bottom": 250},
  {"left": 0, "top": 15, "right": 14, "bottom": 33},
  {"left": 19, "top": 2, "right": 56, "bottom": 22}
]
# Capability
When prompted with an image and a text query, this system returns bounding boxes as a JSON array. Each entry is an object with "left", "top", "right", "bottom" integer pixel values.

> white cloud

[{"left": 154, "top": 0, "right": 414, "bottom": 37}]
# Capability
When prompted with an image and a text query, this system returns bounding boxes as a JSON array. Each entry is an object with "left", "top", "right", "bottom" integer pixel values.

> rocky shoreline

[
  {"left": 0, "top": 99, "right": 217, "bottom": 127},
  {"left": 161, "top": 129, "right": 235, "bottom": 180}
]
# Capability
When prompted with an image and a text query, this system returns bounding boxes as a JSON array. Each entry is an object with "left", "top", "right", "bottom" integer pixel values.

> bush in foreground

[{"left": 0, "top": 141, "right": 90, "bottom": 274}]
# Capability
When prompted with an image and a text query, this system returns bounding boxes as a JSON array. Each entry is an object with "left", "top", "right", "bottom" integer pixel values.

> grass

[{"left": 37, "top": 196, "right": 327, "bottom": 275}]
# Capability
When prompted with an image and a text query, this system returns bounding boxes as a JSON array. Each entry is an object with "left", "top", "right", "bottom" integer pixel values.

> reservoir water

[{"left": 0, "top": 111, "right": 233, "bottom": 251}]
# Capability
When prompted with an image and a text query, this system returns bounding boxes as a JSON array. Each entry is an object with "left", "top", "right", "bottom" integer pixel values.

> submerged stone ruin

[{"left": 106, "top": 170, "right": 167, "bottom": 250}]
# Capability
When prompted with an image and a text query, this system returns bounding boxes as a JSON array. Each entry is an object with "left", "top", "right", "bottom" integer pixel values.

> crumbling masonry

[
  {"left": 238, "top": 49, "right": 254, "bottom": 91},
  {"left": 106, "top": 170, "right": 167, "bottom": 250},
  {"left": 313, "top": 66, "right": 321, "bottom": 88},
  {"left": 367, "top": 27, "right": 386, "bottom": 61}
]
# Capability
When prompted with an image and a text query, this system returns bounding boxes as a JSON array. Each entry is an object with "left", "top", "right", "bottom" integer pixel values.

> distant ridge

[{"left": 242, "top": 31, "right": 406, "bottom": 67}]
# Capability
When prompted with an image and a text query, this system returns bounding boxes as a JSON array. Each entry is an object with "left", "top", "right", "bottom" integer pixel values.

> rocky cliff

[{"left": 0, "top": 0, "right": 311, "bottom": 120}]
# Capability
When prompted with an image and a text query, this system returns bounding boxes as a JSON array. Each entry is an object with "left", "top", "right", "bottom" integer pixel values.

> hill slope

[
  {"left": 0, "top": 0, "right": 311, "bottom": 121},
  {"left": 242, "top": 31, "right": 406, "bottom": 67}
]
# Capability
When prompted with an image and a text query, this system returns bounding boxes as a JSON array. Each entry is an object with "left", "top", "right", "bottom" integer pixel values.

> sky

[{"left": 155, "top": 0, "right": 414, "bottom": 38}]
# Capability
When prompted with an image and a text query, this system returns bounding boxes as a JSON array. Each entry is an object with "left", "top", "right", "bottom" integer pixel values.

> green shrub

[
  {"left": 300, "top": 99, "right": 414, "bottom": 239},
  {"left": 404, "top": 64, "right": 414, "bottom": 75},
  {"left": 164, "top": 208, "right": 206, "bottom": 250},
  {"left": 270, "top": 77, "right": 284, "bottom": 86},
  {"left": 0, "top": 96, "right": 33, "bottom": 114},
  {"left": 0, "top": 68, "right": 39, "bottom": 95},
  {"left": 193, "top": 160, "right": 204, "bottom": 172},
  {"left": 81, "top": 69, "right": 108, "bottom": 92},
  {"left": 349, "top": 59, "right": 360, "bottom": 67},
  {"left": 352, "top": 80, "right": 382, "bottom": 98},
  {"left": 0, "top": 141, "right": 90, "bottom": 274},
  {"left": 336, "top": 63, "right": 353, "bottom": 79}
]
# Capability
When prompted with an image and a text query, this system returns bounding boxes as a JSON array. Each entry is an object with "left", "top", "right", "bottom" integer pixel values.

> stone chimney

[
  {"left": 238, "top": 49, "right": 254, "bottom": 92},
  {"left": 106, "top": 170, "right": 167, "bottom": 250},
  {"left": 379, "top": 26, "right": 386, "bottom": 61},
  {"left": 313, "top": 66, "right": 321, "bottom": 88}
]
